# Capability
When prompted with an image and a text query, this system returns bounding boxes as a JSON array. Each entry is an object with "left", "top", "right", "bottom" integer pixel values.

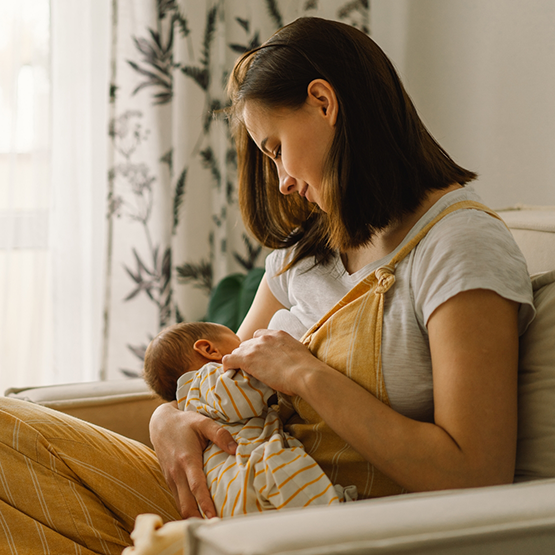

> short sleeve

[{"left": 411, "top": 209, "right": 535, "bottom": 335}]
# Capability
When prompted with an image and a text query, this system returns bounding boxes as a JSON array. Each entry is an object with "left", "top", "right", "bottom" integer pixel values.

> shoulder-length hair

[{"left": 227, "top": 17, "right": 477, "bottom": 269}]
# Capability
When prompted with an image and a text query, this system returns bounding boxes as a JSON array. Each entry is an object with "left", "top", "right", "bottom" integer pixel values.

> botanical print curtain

[{"left": 104, "top": 0, "right": 370, "bottom": 379}]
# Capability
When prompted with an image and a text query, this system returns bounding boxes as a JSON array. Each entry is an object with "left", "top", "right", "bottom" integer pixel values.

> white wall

[{"left": 372, "top": 0, "right": 555, "bottom": 209}]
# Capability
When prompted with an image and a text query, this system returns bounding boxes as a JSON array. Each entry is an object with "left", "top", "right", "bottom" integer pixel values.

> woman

[
  {"left": 150, "top": 16, "right": 534, "bottom": 520},
  {"left": 0, "top": 17, "right": 534, "bottom": 553}
]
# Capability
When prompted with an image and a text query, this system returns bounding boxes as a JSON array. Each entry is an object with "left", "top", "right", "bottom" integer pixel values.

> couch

[{"left": 6, "top": 205, "right": 555, "bottom": 555}]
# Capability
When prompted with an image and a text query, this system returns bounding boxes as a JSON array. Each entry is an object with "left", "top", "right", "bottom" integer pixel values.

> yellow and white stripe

[
  {"left": 0, "top": 396, "right": 180, "bottom": 554},
  {"left": 177, "top": 363, "right": 341, "bottom": 517}
]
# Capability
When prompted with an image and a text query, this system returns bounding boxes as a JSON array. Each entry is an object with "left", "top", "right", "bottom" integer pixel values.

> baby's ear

[{"left": 193, "top": 339, "right": 222, "bottom": 361}]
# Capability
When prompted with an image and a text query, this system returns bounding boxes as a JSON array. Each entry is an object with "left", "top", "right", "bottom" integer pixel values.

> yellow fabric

[
  {"left": 0, "top": 397, "right": 180, "bottom": 554},
  {"left": 280, "top": 200, "right": 501, "bottom": 499}
]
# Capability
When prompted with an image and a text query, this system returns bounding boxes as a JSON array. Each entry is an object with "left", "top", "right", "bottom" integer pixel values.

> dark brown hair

[
  {"left": 227, "top": 17, "right": 477, "bottom": 268},
  {"left": 143, "top": 322, "right": 223, "bottom": 402}
]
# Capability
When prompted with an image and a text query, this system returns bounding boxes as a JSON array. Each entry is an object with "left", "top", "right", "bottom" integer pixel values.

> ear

[
  {"left": 193, "top": 339, "right": 223, "bottom": 362},
  {"left": 306, "top": 79, "right": 338, "bottom": 127}
]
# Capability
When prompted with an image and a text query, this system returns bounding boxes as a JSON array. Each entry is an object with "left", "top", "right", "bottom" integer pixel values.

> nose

[{"left": 277, "top": 165, "right": 297, "bottom": 195}]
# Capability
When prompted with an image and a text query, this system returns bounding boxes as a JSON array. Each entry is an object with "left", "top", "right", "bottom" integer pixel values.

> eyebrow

[{"left": 260, "top": 138, "right": 271, "bottom": 155}]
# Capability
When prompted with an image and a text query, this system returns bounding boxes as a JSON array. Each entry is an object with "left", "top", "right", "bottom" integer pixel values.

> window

[
  {"left": 0, "top": 0, "right": 110, "bottom": 393},
  {"left": 0, "top": 1, "right": 53, "bottom": 393}
]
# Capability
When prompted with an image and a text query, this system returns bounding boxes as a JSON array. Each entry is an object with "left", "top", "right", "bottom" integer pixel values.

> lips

[{"left": 299, "top": 185, "right": 308, "bottom": 199}]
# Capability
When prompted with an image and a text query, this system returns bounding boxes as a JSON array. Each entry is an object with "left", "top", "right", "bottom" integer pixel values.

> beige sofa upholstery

[
  {"left": 6, "top": 205, "right": 555, "bottom": 554},
  {"left": 5, "top": 378, "right": 163, "bottom": 448}
]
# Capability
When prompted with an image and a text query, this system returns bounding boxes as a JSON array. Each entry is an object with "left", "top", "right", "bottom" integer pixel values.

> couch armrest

[
  {"left": 5, "top": 378, "right": 163, "bottom": 448},
  {"left": 189, "top": 479, "right": 555, "bottom": 555},
  {"left": 500, "top": 206, "right": 555, "bottom": 274}
]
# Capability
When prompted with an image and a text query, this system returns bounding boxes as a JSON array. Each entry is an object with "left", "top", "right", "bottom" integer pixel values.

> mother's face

[{"left": 241, "top": 80, "right": 338, "bottom": 213}]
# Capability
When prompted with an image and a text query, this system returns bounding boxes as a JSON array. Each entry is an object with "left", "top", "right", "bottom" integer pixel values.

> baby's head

[{"left": 144, "top": 322, "right": 241, "bottom": 402}]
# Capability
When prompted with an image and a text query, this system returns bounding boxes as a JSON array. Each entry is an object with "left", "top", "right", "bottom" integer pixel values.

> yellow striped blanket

[{"left": 176, "top": 363, "right": 346, "bottom": 516}]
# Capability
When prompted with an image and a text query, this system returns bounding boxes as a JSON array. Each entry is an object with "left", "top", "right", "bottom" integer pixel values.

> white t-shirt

[{"left": 265, "top": 187, "right": 535, "bottom": 423}]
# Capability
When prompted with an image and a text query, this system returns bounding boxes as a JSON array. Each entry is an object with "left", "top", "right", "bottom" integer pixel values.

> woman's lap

[{"left": 0, "top": 397, "right": 181, "bottom": 555}]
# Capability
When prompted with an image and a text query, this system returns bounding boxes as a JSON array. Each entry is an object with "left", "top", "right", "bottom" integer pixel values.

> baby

[{"left": 144, "top": 322, "right": 356, "bottom": 517}]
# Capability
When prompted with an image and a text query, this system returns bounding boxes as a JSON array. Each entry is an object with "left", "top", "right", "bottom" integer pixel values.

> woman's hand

[
  {"left": 221, "top": 329, "right": 325, "bottom": 395},
  {"left": 149, "top": 402, "right": 237, "bottom": 519}
]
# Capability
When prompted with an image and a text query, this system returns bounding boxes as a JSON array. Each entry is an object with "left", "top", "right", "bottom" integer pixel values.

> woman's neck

[{"left": 341, "top": 184, "right": 463, "bottom": 274}]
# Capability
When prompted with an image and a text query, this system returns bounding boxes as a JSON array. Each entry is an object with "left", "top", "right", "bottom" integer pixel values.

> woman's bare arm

[
  {"left": 222, "top": 289, "right": 519, "bottom": 491},
  {"left": 237, "top": 274, "right": 286, "bottom": 340}
]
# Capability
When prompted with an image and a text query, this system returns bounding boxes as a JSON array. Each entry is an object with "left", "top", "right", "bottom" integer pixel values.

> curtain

[
  {"left": 0, "top": 0, "right": 110, "bottom": 393},
  {"left": 0, "top": 1, "right": 52, "bottom": 393},
  {"left": 104, "top": 0, "right": 370, "bottom": 379}
]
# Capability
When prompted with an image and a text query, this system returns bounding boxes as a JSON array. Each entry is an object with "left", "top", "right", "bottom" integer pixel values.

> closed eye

[{"left": 273, "top": 146, "right": 281, "bottom": 160}]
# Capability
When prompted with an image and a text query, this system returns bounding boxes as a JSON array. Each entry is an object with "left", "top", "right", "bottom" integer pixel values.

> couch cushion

[
  {"left": 515, "top": 269, "right": 555, "bottom": 481},
  {"left": 500, "top": 207, "right": 555, "bottom": 275}
]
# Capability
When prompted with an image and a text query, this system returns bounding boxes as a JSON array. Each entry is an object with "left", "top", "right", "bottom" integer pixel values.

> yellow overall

[{"left": 279, "top": 200, "right": 502, "bottom": 499}]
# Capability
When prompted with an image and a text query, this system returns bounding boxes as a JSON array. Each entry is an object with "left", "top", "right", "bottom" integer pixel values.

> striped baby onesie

[{"left": 176, "top": 363, "right": 347, "bottom": 517}]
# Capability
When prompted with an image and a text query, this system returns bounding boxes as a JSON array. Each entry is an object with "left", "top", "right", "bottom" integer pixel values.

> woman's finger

[
  {"left": 150, "top": 405, "right": 224, "bottom": 519},
  {"left": 252, "top": 328, "right": 272, "bottom": 338},
  {"left": 181, "top": 451, "right": 217, "bottom": 519},
  {"left": 179, "top": 418, "right": 237, "bottom": 518},
  {"left": 168, "top": 464, "right": 203, "bottom": 519},
  {"left": 221, "top": 330, "right": 312, "bottom": 395},
  {"left": 199, "top": 417, "right": 237, "bottom": 455}
]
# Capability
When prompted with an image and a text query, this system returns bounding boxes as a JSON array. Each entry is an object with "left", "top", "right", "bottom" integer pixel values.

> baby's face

[{"left": 212, "top": 324, "right": 242, "bottom": 356}]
